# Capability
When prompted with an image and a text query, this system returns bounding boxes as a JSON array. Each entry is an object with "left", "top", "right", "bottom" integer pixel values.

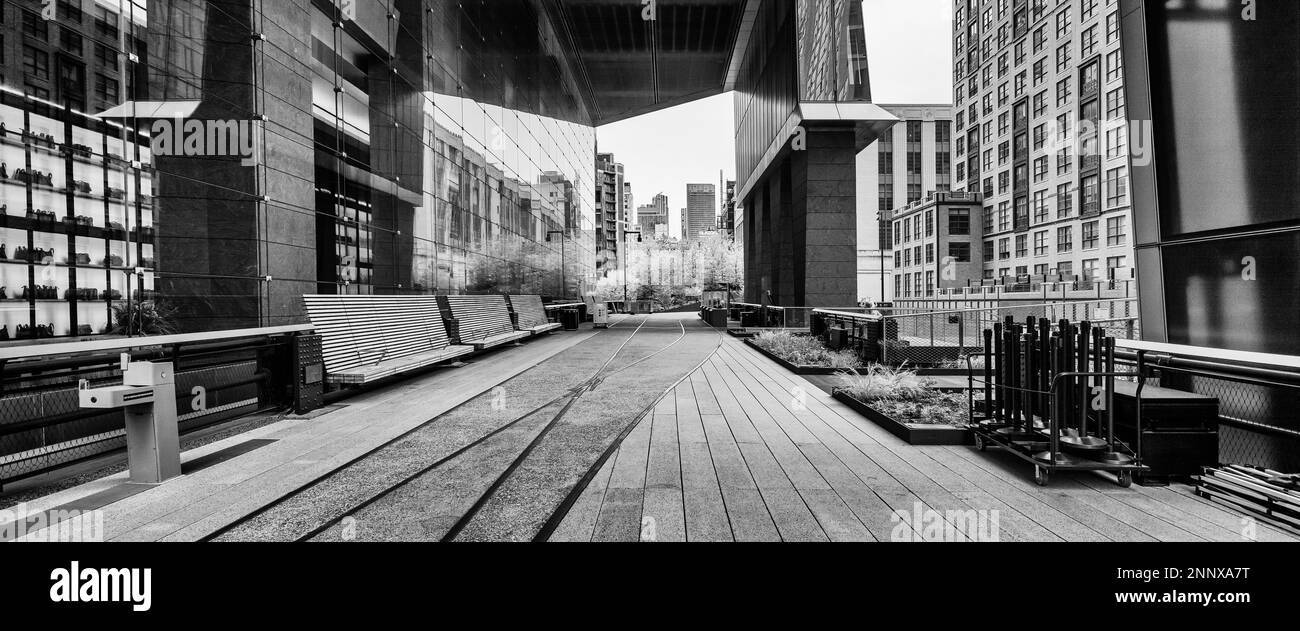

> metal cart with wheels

[{"left": 966, "top": 318, "right": 1150, "bottom": 487}]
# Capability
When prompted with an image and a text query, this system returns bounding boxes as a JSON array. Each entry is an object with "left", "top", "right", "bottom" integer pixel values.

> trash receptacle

[
  {"left": 560, "top": 308, "right": 581, "bottom": 331},
  {"left": 708, "top": 308, "right": 728, "bottom": 328},
  {"left": 827, "top": 328, "right": 847, "bottom": 351},
  {"left": 740, "top": 311, "right": 759, "bottom": 327}
]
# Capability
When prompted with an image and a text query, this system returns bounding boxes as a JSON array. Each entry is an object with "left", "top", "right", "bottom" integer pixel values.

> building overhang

[
  {"left": 547, "top": 0, "right": 757, "bottom": 126},
  {"left": 735, "top": 101, "right": 899, "bottom": 202}
]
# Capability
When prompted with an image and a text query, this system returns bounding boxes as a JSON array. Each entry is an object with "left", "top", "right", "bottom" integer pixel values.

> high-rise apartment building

[
  {"left": 596, "top": 153, "right": 625, "bottom": 274},
  {"left": 952, "top": 0, "right": 1134, "bottom": 287},
  {"left": 684, "top": 183, "right": 716, "bottom": 242},
  {"left": 857, "top": 105, "right": 955, "bottom": 302}
]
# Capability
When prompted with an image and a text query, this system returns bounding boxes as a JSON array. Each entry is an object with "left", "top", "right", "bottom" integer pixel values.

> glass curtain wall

[{"left": 0, "top": 0, "right": 596, "bottom": 343}]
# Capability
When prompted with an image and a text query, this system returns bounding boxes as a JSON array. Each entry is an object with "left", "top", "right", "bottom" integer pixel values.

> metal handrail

[{"left": 0, "top": 324, "right": 314, "bottom": 362}]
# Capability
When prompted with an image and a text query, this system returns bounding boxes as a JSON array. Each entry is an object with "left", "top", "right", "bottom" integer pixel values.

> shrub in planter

[
  {"left": 751, "top": 330, "right": 859, "bottom": 369},
  {"left": 834, "top": 364, "right": 970, "bottom": 427}
]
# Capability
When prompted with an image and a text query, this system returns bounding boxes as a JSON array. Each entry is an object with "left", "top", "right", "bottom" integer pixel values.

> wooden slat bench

[
  {"left": 303, "top": 295, "right": 474, "bottom": 385},
  {"left": 507, "top": 295, "right": 562, "bottom": 335},
  {"left": 438, "top": 295, "right": 532, "bottom": 350}
]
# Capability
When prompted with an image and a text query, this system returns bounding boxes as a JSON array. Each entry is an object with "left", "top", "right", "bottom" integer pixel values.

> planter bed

[
  {"left": 744, "top": 338, "right": 870, "bottom": 375},
  {"left": 831, "top": 390, "right": 973, "bottom": 446}
]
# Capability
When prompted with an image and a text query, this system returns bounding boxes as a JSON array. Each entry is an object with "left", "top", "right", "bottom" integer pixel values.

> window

[
  {"left": 914, "top": 273, "right": 923, "bottom": 297},
  {"left": 998, "top": 53, "right": 1009, "bottom": 78},
  {"left": 1083, "top": 0, "right": 1098, "bottom": 21},
  {"left": 902, "top": 218, "right": 911, "bottom": 243},
  {"left": 1082, "top": 24, "right": 1098, "bottom": 58},
  {"left": 999, "top": 141, "right": 1010, "bottom": 165},
  {"left": 1107, "top": 255, "right": 1128, "bottom": 278},
  {"left": 1058, "top": 261, "right": 1074, "bottom": 277},
  {"left": 926, "top": 272, "right": 935, "bottom": 296},
  {"left": 1033, "top": 124, "right": 1047, "bottom": 151},
  {"left": 1033, "top": 190, "right": 1048, "bottom": 222},
  {"left": 999, "top": 171, "right": 1010, "bottom": 194},
  {"left": 1035, "top": 263, "right": 1050, "bottom": 275},
  {"left": 96, "top": 43, "right": 116, "bottom": 66},
  {"left": 1057, "top": 183, "right": 1073, "bottom": 217},
  {"left": 904, "top": 247, "right": 912, "bottom": 267},
  {"left": 998, "top": 201, "right": 1011, "bottom": 231},
  {"left": 984, "top": 240, "right": 995, "bottom": 262},
  {"left": 1056, "top": 43, "right": 1072, "bottom": 74},
  {"left": 23, "top": 45, "right": 49, "bottom": 80},
  {"left": 926, "top": 243, "right": 935, "bottom": 264},
  {"left": 1056, "top": 148, "right": 1072, "bottom": 175},
  {"left": 1032, "top": 90, "right": 1047, "bottom": 117},
  {"left": 1032, "top": 58, "right": 1046, "bottom": 85},
  {"left": 949, "top": 242, "right": 972, "bottom": 263},
  {"left": 1106, "top": 87, "right": 1125, "bottom": 120},
  {"left": 1015, "top": 234, "right": 1028, "bottom": 258},
  {"left": 1107, "top": 216, "right": 1127, "bottom": 246},
  {"left": 1033, "top": 25, "right": 1047, "bottom": 54},
  {"left": 1106, "top": 49, "right": 1123, "bottom": 83},
  {"left": 984, "top": 207, "right": 995, "bottom": 232},
  {"left": 895, "top": 276, "right": 902, "bottom": 298},
  {"left": 998, "top": 82, "right": 1009, "bottom": 106},
  {"left": 1082, "top": 174, "right": 1100, "bottom": 212},
  {"left": 1057, "top": 226, "right": 1073, "bottom": 253},
  {"left": 95, "top": 73, "right": 118, "bottom": 103},
  {"left": 1033, "top": 157, "right": 1048, "bottom": 182},
  {"left": 998, "top": 112, "right": 1010, "bottom": 136},
  {"left": 1082, "top": 221, "right": 1100, "bottom": 249},
  {"left": 1056, "top": 76, "right": 1072, "bottom": 107},
  {"left": 1082, "top": 259, "right": 1099, "bottom": 281},
  {"left": 1105, "top": 167, "right": 1128, "bottom": 207},
  {"left": 925, "top": 210, "right": 934, "bottom": 236},
  {"left": 1034, "top": 231, "right": 1049, "bottom": 256},
  {"left": 895, "top": 251, "right": 902, "bottom": 268},
  {"left": 949, "top": 209, "right": 971, "bottom": 235},
  {"left": 1105, "top": 123, "right": 1127, "bottom": 159},
  {"left": 1055, "top": 8, "right": 1071, "bottom": 39},
  {"left": 23, "top": 11, "right": 50, "bottom": 40},
  {"left": 998, "top": 238, "right": 1010, "bottom": 260},
  {"left": 1106, "top": 11, "right": 1121, "bottom": 44},
  {"left": 60, "top": 27, "right": 83, "bottom": 56}
]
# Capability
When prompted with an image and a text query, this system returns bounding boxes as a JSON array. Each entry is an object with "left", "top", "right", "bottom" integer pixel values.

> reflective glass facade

[{"left": 1, "top": 0, "right": 596, "bottom": 340}]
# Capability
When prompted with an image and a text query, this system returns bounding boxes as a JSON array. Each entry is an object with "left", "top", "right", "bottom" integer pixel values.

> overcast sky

[{"left": 598, "top": 0, "right": 952, "bottom": 237}]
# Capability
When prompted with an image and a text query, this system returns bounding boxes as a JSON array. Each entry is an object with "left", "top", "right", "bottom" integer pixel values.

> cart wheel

[
  {"left": 974, "top": 435, "right": 987, "bottom": 451},
  {"left": 1117, "top": 471, "right": 1133, "bottom": 488},
  {"left": 1034, "top": 466, "right": 1049, "bottom": 487}
]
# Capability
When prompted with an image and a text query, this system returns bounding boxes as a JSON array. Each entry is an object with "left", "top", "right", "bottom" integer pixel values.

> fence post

[{"left": 882, "top": 318, "right": 889, "bottom": 366}]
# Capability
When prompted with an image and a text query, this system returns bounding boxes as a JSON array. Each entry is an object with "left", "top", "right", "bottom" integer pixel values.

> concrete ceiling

[{"left": 547, "top": 0, "right": 756, "bottom": 126}]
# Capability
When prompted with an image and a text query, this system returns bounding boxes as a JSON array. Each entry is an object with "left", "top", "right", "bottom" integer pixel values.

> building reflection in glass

[{"left": 1, "top": 0, "right": 598, "bottom": 341}]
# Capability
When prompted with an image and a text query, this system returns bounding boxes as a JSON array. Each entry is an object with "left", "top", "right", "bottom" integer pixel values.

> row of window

[
  {"left": 983, "top": 255, "right": 1129, "bottom": 282},
  {"left": 894, "top": 241, "right": 974, "bottom": 270},
  {"left": 983, "top": 216, "right": 1127, "bottom": 262},
  {"left": 892, "top": 208, "right": 972, "bottom": 246}
]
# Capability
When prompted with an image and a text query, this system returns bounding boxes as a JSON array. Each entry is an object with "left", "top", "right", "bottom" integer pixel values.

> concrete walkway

[{"left": 6, "top": 313, "right": 1294, "bottom": 543}]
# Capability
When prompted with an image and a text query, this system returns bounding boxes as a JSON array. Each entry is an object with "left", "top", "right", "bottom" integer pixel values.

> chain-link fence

[{"left": 872, "top": 299, "right": 1138, "bottom": 367}]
